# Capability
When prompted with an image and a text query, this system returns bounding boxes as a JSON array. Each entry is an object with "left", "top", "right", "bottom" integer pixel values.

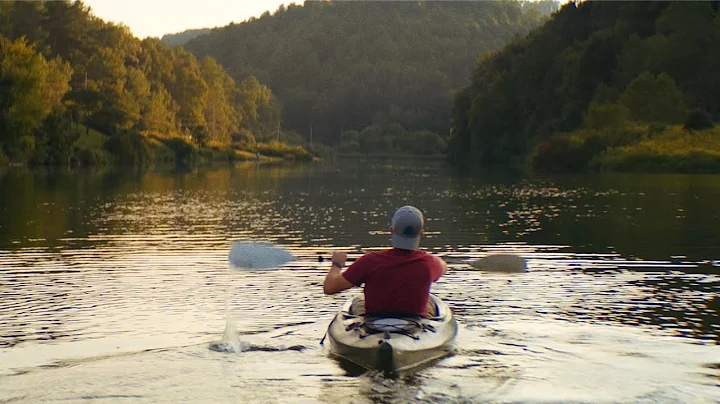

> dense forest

[
  {"left": 183, "top": 1, "right": 559, "bottom": 150},
  {"left": 161, "top": 28, "right": 213, "bottom": 47},
  {"left": 450, "top": 1, "right": 720, "bottom": 172},
  {"left": 0, "top": 0, "right": 309, "bottom": 167}
]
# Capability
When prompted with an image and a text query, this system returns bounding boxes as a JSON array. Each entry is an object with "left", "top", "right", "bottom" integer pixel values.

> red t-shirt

[{"left": 341, "top": 248, "right": 445, "bottom": 316}]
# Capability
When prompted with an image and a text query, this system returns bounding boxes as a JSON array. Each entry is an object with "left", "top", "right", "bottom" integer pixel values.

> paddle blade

[
  {"left": 228, "top": 241, "right": 296, "bottom": 269},
  {"left": 469, "top": 254, "right": 527, "bottom": 273}
]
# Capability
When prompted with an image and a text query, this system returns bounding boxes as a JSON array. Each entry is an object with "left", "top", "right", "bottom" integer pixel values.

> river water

[{"left": 0, "top": 160, "right": 718, "bottom": 403}]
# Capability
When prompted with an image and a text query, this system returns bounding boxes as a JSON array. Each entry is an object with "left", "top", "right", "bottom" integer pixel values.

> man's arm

[
  {"left": 439, "top": 257, "right": 448, "bottom": 275},
  {"left": 323, "top": 251, "right": 354, "bottom": 295},
  {"left": 432, "top": 255, "right": 448, "bottom": 280}
]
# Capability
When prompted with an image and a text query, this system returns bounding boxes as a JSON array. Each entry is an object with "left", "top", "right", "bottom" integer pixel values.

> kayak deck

[{"left": 325, "top": 294, "right": 458, "bottom": 373}]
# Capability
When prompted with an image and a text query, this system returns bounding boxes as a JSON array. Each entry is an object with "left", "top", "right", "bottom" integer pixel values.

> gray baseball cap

[{"left": 391, "top": 206, "right": 424, "bottom": 250}]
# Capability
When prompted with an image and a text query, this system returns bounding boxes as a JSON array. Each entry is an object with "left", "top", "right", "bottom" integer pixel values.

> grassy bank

[
  {"left": 533, "top": 125, "right": 720, "bottom": 174},
  {"left": 592, "top": 127, "right": 720, "bottom": 173},
  {"left": 30, "top": 129, "right": 321, "bottom": 168}
]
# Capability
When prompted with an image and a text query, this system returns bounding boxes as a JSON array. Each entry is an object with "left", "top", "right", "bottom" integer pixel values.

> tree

[
  {"left": 200, "top": 57, "right": 238, "bottom": 144},
  {"left": 582, "top": 103, "right": 631, "bottom": 130},
  {"left": 0, "top": 36, "right": 71, "bottom": 160},
  {"left": 140, "top": 84, "right": 179, "bottom": 134},
  {"left": 184, "top": 1, "right": 556, "bottom": 144},
  {"left": 449, "top": 2, "right": 720, "bottom": 169},
  {"left": 168, "top": 48, "right": 208, "bottom": 137},
  {"left": 237, "top": 75, "right": 271, "bottom": 123},
  {"left": 619, "top": 72, "right": 688, "bottom": 124}
]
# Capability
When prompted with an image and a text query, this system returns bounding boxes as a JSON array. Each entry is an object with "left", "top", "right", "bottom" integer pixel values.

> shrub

[
  {"left": 255, "top": 141, "right": 313, "bottom": 161},
  {"left": 163, "top": 137, "right": 197, "bottom": 165},
  {"left": 305, "top": 143, "right": 334, "bottom": 160},
  {"left": 192, "top": 126, "right": 209, "bottom": 146},
  {"left": 411, "top": 130, "right": 446, "bottom": 155},
  {"left": 73, "top": 147, "right": 109, "bottom": 167},
  {"left": 232, "top": 128, "right": 256, "bottom": 146},
  {"left": 684, "top": 109, "right": 714, "bottom": 132},
  {"left": 582, "top": 103, "right": 630, "bottom": 130},
  {"left": 647, "top": 123, "right": 667, "bottom": 138},
  {"left": 340, "top": 130, "right": 360, "bottom": 143},
  {"left": 337, "top": 139, "right": 360, "bottom": 153},
  {"left": 532, "top": 135, "right": 587, "bottom": 172},
  {"left": 105, "top": 131, "right": 154, "bottom": 166}
]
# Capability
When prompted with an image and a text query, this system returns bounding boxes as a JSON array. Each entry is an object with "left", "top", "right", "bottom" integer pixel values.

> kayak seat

[
  {"left": 342, "top": 295, "right": 442, "bottom": 319},
  {"left": 360, "top": 317, "right": 422, "bottom": 340},
  {"left": 427, "top": 298, "right": 438, "bottom": 317}
]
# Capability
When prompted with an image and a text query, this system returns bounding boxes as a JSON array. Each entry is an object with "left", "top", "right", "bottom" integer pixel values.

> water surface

[{"left": 0, "top": 161, "right": 718, "bottom": 403}]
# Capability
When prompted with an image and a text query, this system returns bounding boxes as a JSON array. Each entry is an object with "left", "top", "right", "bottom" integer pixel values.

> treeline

[
  {"left": 337, "top": 124, "right": 446, "bottom": 156},
  {"left": 161, "top": 28, "right": 213, "bottom": 47},
  {"left": 450, "top": 1, "right": 720, "bottom": 172},
  {"left": 183, "top": 1, "right": 559, "bottom": 147},
  {"left": 0, "top": 0, "right": 290, "bottom": 167}
]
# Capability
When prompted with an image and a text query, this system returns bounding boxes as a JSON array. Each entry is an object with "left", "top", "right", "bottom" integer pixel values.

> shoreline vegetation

[
  {"left": 0, "top": 1, "right": 323, "bottom": 169},
  {"left": 2, "top": 1, "right": 719, "bottom": 174},
  {"left": 449, "top": 2, "right": 720, "bottom": 174}
]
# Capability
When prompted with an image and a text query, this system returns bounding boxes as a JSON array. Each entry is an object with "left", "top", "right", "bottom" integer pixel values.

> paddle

[
  {"left": 228, "top": 241, "right": 297, "bottom": 269},
  {"left": 228, "top": 240, "right": 527, "bottom": 272}
]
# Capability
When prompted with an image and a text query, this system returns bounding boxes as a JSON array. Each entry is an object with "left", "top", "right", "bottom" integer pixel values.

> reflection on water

[{"left": 1, "top": 160, "right": 719, "bottom": 402}]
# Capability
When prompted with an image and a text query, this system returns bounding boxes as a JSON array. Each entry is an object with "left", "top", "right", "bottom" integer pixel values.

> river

[{"left": 0, "top": 160, "right": 718, "bottom": 403}]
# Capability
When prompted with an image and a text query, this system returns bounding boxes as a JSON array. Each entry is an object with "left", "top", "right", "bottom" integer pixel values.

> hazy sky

[{"left": 82, "top": 0, "right": 298, "bottom": 39}]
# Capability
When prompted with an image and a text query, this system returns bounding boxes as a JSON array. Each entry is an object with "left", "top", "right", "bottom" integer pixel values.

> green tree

[
  {"left": 0, "top": 36, "right": 71, "bottom": 161},
  {"left": 410, "top": 130, "right": 446, "bottom": 155},
  {"left": 168, "top": 48, "right": 208, "bottom": 137},
  {"left": 200, "top": 57, "right": 238, "bottom": 144},
  {"left": 139, "top": 84, "right": 179, "bottom": 133},
  {"left": 582, "top": 103, "right": 631, "bottom": 130},
  {"left": 451, "top": 2, "right": 720, "bottom": 169},
  {"left": 34, "top": 110, "right": 81, "bottom": 165},
  {"left": 0, "top": 0, "right": 278, "bottom": 165},
  {"left": 619, "top": 72, "right": 687, "bottom": 124},
  {"left": 184, "top": 1, "right": 556, "bottom": 144},
  {"left": 237, "top": 75, "right": 271, "bottom": 123}
]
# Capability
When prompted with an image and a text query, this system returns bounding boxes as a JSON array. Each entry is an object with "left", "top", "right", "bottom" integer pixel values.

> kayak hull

[{"left": 326, "top": 294, "right": 458, "bottom": 373}]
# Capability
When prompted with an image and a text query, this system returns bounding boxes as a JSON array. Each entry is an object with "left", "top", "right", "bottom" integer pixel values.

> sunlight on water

[{"left": 1, "top": 163, "right": 719, "bottom": 402}]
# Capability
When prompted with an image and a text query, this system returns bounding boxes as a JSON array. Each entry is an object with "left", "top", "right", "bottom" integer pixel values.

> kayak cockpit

[{"left": 327, "top": 294, "right": 458, "bottom": 374}]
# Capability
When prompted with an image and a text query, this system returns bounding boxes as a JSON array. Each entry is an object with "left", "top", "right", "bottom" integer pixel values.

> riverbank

[
  {"left": 1, "top": 128, "right": 322, "bottom": 168},
  {"left": 533, "top": 124, "right": 720, "bottom": 174},
  {"left": 335, "top": 152, "right": 447, "bottom": 160}
]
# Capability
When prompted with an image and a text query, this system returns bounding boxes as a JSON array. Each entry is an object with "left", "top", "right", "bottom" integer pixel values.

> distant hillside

[
  {"left": 0, "top": 0, "right": 282, "bottom": 166},
  {"left": 184, "top": 1, "right": 559, "bottom": 144},
  {"left": 450, "top": 1, "right": 720, "bottom": 169},
  {"left": 161, "top": 28, "right": 212, "bottom": 47}
]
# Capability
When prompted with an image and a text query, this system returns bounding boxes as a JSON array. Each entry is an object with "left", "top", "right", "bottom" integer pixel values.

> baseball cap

[{"left": 391, "top": 206, "right": 424, "bottom": 250}]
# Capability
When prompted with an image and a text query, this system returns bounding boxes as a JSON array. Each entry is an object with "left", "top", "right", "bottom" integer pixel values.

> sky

[{"left": 82, "top": 0, "right": 299, "bottom": 39}]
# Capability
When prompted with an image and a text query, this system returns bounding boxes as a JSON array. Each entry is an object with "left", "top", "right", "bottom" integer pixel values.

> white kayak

[{"left": 325, "top": 294, "right": 458, "bottom": 373}]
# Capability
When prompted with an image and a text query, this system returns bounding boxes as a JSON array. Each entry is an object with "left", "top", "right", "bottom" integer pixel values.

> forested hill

[
  {"left": 161, "top": 28, "right": 213, "bottom": 47},
  {"left": 450, "top": 1, "right": 720, "bottom": 169},
  {"left": 184, "top": 1, "right": 559, "bottom": 145},
  {"left": 0, "top": 0, "right": 280, "bottom": 166}
]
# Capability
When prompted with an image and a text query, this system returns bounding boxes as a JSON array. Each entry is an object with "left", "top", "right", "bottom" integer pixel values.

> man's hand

[
  {"left": 323, "top": 251, "right": 353, "bottom": 295},
  {"left": 331, "top": 251, "right": 347, "bottom": 267}
]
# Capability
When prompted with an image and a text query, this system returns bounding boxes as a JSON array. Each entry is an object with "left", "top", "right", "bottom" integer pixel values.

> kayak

[{"left": 325, "top": 294, "right": 458, "bottom": 373}]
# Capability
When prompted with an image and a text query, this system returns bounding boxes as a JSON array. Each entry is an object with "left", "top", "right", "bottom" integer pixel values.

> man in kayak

[{"left": 323, "top": 205, "right": 447, "bottom": 317}]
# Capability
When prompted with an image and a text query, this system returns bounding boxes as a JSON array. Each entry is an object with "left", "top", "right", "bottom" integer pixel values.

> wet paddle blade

[
  {"left": 469, "top": 254, "right": 527, "bottom": 273},
  {"left": 228, "top": 241, "right": 296, "bottom": 269}
]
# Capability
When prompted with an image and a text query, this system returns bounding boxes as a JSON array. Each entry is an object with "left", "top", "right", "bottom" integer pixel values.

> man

[{"left": 323, "top": 205, "right": 447, "bottom": 316}]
